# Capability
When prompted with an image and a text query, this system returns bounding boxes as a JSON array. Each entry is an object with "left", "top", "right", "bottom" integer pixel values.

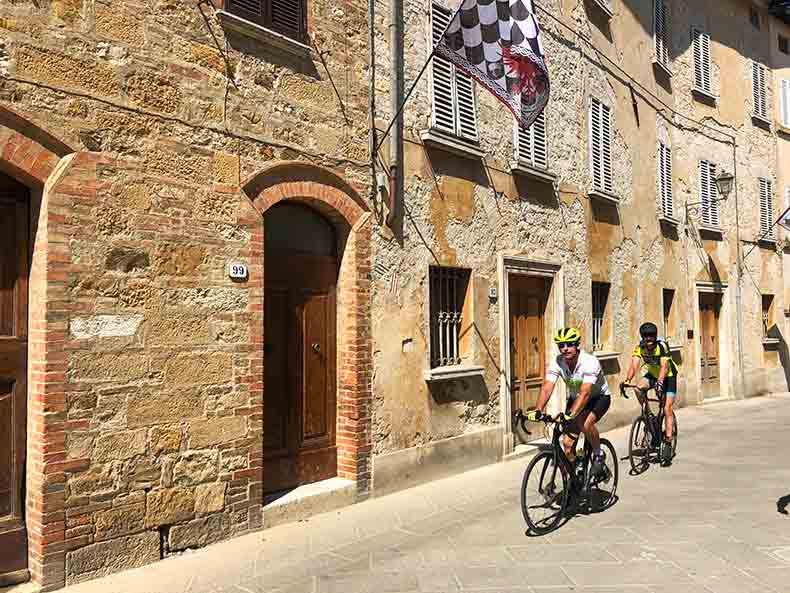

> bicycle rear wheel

[
  {"left": 521, "top": 451, "right": 569, "bottom": 535},
  {"left": 628, "top": 416, "right": 650, "bottom": 475},
  {"left": 588, "top": 438, "right": 618, "bottom": 511}
]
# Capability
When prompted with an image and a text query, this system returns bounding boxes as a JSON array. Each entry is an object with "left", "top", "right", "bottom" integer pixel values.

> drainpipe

[
  {"left": 369, "top": 0, "right": 377, "bottom": 212},
  {"left": 387, "top": 0, "right": 404, "bottom": 227},
  {"left": 733, "top": 141, "right": 746, "bottom": 399}
]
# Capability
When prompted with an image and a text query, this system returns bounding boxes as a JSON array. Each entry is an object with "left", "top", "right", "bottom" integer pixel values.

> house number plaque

[{"left": 228, "top": 261, "right": 249, "bottom": 281}]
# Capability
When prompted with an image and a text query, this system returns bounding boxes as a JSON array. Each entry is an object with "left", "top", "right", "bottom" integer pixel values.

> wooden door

[
  {"left": 263, "top": 204, "right": 338, "bottom": 495},
  {"left": 699, "top": 292, "right": 721, "bottom": 400},
  {"left": 509, "top": 275, "right": 549, "bottom": 427},
  {"left": 0, "top": 177, "right": 28, "bottom": 581}
]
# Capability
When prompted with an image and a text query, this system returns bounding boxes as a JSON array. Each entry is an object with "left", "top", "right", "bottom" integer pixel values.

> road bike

[
  {"left": 621, "top": 383, "right": 677, "bottom": 474},
  {"left": 515, "top": 409, "right": 619, "bottom": 535}
]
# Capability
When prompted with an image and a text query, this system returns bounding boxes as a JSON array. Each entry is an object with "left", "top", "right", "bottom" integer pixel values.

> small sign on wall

[{"left": 228, "top": 261, "right": 249, "bottom": 281}]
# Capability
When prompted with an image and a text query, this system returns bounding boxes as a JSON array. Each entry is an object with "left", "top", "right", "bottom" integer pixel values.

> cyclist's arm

[
  {"left": 624, "top": 355, "right": 641, "bottom": 384},
  {"left": 534, "top": 379, "right": 556, "bottom": 412}
]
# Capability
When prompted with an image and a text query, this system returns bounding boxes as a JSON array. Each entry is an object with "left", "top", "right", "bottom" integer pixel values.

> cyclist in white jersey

[{"left": 526, "top": 327, "right": 612, "bottom": 477}]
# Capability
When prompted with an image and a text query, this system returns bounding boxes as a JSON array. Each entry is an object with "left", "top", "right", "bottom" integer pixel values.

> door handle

[{"left": 312, "top": 342, "right": 321, "bottom": 353}]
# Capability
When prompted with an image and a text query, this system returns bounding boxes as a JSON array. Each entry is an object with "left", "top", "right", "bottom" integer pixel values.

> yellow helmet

[{"left": 553, "top": 327, "right": 581, "bottom": 344}]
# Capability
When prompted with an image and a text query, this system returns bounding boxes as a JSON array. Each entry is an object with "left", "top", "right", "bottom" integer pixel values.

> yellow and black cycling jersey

[{"left": 631, "top": 340, "right": 678, "bottom": 378}]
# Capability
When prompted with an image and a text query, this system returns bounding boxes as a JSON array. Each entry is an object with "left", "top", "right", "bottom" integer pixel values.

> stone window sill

[
  {"left": 420, "top": 129, "right": 485, "bottom": 160},
  {"left": 692, "top": 87, "right": 718, "bottom": 103},
  {"left": 653, "top": 59, "right": 673, "bottom": 77},
  {"left": 660, "top": 214, "right": 680, "bottom": 226},
  {"left": 752, "top": 113, "right": 772, "bottom": 128},
  {"left": 698, "top": 224, "right": 723, "bottom": 235},
  {"left": 424, "top": 364, "right": 485, "bottom": 382},
  {"left": 217, "top": 10, "right": 312, "bottom": 58},
  {"left": 589, "top": 189, "right": 620, "bottom": 204},
  {"left": 669, "top": 344, "right": 682, "bottom": 352},
  {"left": 758, "top": 235, "right": 777, "bottom": 246},
  {"left": 593, "top": 350, "right": 620, "bottom": 361},
  {"left": 509, "top": 161, "right": 557, "bottom": 183},
  {"left": 777, "top": 125, "right": 790, "bottom": 138}
]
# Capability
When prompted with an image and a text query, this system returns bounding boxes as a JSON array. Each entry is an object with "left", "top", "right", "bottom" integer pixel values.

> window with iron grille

[
  {"left": 589, "top": 98, "right": 613, "bottom": 195},
  {"left": 780, "top": 35, "right": 789, "bottom": 55},
  {"left": 699, "top": 160, "right": 720, "bottom": 228},
  {"left": 752, "top": 61, "right": 769, "bottom": 120},
  {"left": 658, "top": 142, "right": 673, "bottom": 219},
  {"left": 226, "top": 0, "right": 307, "bottom": 42},
  {"left": 430, "top": 3, "right": 478, "bottom": 142},
  {"left": 781, "top": 79, "right": 790, "bottom": 128},
  {"left": 654, "top": 0, "right": 670, "bottom": 69},
  {"left": 662, "top": 288, "right": 675, "bottom": 341},
  {"left": 591, "top": 282, "right": 610, "bottom": 351},
  {"left": 759, "top": 177, "right": 774, "bottom": 238},
  {"left": 429, "top": 266, "right": 471, "bottom": 368},
  {"left": 515, "top": 110, "right": 548, "bottom": 170},
  {"left": 762, "top": 294, "right": 774, "bottom": 338},
  {"left": 692, "top": 27, "right": 712, "bottom": 95}
]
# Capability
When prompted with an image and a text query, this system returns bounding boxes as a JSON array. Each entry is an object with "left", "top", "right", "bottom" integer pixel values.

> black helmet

[{"left": 639, "top": 322, "right": 658, "bottom": 338}]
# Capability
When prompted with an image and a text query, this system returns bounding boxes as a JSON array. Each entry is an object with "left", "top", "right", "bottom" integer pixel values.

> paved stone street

[{"left": 56, "top": 393, "right": 790, "bottom": 593}]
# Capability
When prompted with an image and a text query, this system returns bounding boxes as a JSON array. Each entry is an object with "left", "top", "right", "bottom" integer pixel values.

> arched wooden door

[
  {"left": 0, "top": 173, "right": 29, "bottom": 582},
  {"left": 263, "top": 203, "right": 338, "bottom": 495}
]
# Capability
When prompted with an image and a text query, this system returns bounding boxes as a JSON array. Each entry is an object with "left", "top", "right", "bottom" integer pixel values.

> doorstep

[{"left": 263, "top": 477, "right": 357, "bottom": 529}]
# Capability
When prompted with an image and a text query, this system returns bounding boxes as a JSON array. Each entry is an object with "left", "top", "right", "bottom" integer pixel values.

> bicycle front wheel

[
  {"left": 521, "top": 451, "right": 569, "bottom": 535},
  {"left": 628, "top": 416, "right": 650, "bottom": 475}
]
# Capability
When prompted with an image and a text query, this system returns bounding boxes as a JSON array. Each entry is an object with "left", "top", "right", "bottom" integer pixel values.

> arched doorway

[
  {"left": 263, "top": 202, "right": 339, "bottom": 495},
  {"left": 0, "top": 172, "right": 29, "bottom": 582}
]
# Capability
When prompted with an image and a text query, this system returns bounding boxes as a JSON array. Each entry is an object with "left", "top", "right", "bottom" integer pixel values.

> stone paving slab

[{"left": 58, "top": 392, "right": 790, "bottom": 593}]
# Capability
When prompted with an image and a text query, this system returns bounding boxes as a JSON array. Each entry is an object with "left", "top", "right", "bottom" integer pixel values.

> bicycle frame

[{"left": 622, "top": 384, "right": 668, "bottom": 453}]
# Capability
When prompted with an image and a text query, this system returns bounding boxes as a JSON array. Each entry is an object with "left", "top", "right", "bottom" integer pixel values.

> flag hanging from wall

[{"left": 435, "top": 0, "right": 550, "bottom": 129}]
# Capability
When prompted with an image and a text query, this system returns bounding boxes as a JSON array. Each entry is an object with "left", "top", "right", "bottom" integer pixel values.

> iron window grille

[
  {"left": 225, "top": 0, "right": 307, "bottom": 42},
  {"left": 515, "top": 110, "right": 548, "bottom": 170},
  {"left": 658, "top": 142, "right": 673, "bottom": 219},
  {"left": 699, "top": 160, "right": 720, "bottom": 228},
  {"left": 752, "top": 61, "right": 769, "bottom": 120},
  {"left": 429, "top": 266, "right": 471, "bottom": 368},
  {"left": 759, "top": 177, "right": 775, "bottom": 238},
  {"left": 430, "top": 2, "right": 479, "bottom": 142},
  {"left": 692, "top": 27, "right": 712, "bottom": 95},
  {"left": 591, "top": 282, "right": 610, "bottom": 351},
  {"left": 589, "top": 98, "right": 613, "bottom": 195}
]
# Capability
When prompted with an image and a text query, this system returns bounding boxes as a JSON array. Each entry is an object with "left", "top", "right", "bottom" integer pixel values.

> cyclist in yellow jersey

[{"left": 622, "top": 322, "right": 678, "bottom": 459}]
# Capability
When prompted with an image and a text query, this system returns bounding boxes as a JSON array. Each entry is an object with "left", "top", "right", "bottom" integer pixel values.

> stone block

[
  {"left": 15, "top": 46, "right": 117, "bottom": 97},
  {"left": 144, "top": 313, "right": 210, "bottom": 346},
  {"left": 164, "top": 353, "right": 232, "bottom": 387},
  {"left": 68, "top": 464, "right": 116, "bottom": 497},
  {"left": 149, "top": 425, "right": 182, "bottom": 455},
  {"left": 154, "top": 244, "right": 206, "bottom": 275},
  {"left": 70, "top": 314, "right": 144, "bottom": 339},
  {"left": 168, "top": 514, "right": 227, "bottom": 551},
  {"left": 66, "top": 531, "right": 160, "bottom": 584},
  {"left": 213, "top": 152, "right": 240, "bottom": 185},
  {"left": 208, "top": 321, "right": 249, "bottom": 344},
  {"left": 166, "top": 287, "right": 248, "bottom": 312},
  {"left": 145, "top": 487, "right": 195, "bottom": 528},
  {"left": 71, "top": 352, "right": 148, "bottom": 383},
  {"left": 173, "top": 450, "right": 219, "bottom": 486},
  {"left": 105, "top": 248, "right": 151, "bottom": 273},
  {"left": 143, "top": 147, "right": 211, "bottom": 184},
  {"left": 196, "top": 189, "right": 238, "bottom": 222},
  {"left": 67, "top": 431, "right": 94, "bottom": 460},
  {"left": 116, "top": 182, "right": 152, "bottom": 210},
  {"left": 126, "top": 71, "right": 182, "bottom": 114},
  {"left": 188, "top": 417, "right": 247, "bottom": 449},
  {"left": 52, "top": 0, "right": 82, "bottom": 23},
  {"left": 127, "top": 388, "right": 203, "bottom": 428},
  {"left": 190, "top": 42, "right": 225, "bottom": 73},
  {"left": 93, "top": 429, "right": 146, "bottom": 462},
  {"left": 195, "top": 482, "right": 226, "bottom": 515},
  {"left": 94, "top": 503, "right": 145, "bottom": 541},
  {"left": 95, "top": 3, "right": 144, "bottom": 46}
]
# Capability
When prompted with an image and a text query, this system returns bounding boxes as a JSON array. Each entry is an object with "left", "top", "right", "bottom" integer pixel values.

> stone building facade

[{"left": 0, "top": 0, "right": 789, "bottom": 591}]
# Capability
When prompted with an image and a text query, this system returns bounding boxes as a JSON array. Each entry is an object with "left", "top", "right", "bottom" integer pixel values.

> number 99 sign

[{"left": 228, "top": 261, "right": 249, "bottom": 281}]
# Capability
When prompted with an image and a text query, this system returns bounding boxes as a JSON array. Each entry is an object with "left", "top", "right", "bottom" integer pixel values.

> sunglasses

[{"left": 557, "top": 342, "right": 578, "bottom": 350}]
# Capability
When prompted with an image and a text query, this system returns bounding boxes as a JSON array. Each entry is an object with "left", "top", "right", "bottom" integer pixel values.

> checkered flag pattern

[{"left": 435, "top": 0, "right": 550, "bottom": 129}]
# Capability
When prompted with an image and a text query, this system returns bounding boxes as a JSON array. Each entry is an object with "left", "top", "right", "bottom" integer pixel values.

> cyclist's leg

[
  {"left": 636, "top": 375, "right": 652, "bottom": 406},
  {"left": 663, "top": 376, "right": 678, "bottom": 440}
]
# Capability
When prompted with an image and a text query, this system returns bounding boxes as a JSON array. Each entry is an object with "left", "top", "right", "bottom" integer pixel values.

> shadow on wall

[
  {"left": 779, "top": 494, "right": 790, "bottom": 514},
  {"left": 514, "top": 175, "right": 559, "bottom": 209},
  {"left": 765, "top": 324, "right": 790, "bottom": 391},
  {"left": 428, "top": 374, "right": 489, "bottom": 405}
]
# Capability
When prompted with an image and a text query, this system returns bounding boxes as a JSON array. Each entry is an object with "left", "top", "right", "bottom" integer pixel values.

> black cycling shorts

[
  {"left": 565, "top": 394, "right": 611, "bottom": 434},
  {"left": 645, "top": 373, "right": 678, "bottom": 396}
]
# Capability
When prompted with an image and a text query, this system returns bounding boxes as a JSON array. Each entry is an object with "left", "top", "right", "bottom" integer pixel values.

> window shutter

[
  {"left": 699, "top": 160, "right": 719, "bottom": 227},
  {"left": 693, "top": 28, "right": 711, "bottom": 93},
  {"left": 227, "top": 0, "right": 265, "bottom": 23},
  {"left": 753, "top": 62, "right": 768, "bottom": 119},
  {"left": 658, "top": 143, "right": 673, "bottom": 219},
  {"left": 516, "top": 110, "right": 547, "bottom": 169},
  {"left": 760, "top": 178, "right": 774, "bottom": 237},
  {"left": 431, "top": 3, "right": 456, "bottom": 135},
  {"left": 456, "top": 70, "right": 478, "bottom": 141},
  {"left": 270, "top": 0, "right": 306, "bottom": 40},
  {"left": 781, "top": 79, "right": 790, "bottom": 128},
  {"left": 654, "top": 0, "right": 669, "bottom": 67},
  {"left": 590, "top": 99, "right": 613, "bottom": 193}
]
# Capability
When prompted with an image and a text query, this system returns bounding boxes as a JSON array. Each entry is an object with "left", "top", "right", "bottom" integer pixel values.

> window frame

[
  {"left": 662, "top": 288, "right": 676, "bottom": 343},
  {"left": 692, "top": 27, "right": 713, "bottom": 97},
  {"left": 514, "top": 110, "right": 549, "bottom": 171},
  {"left": 657, "top": 141, "right": 674, "bottom": 220},
  {"left": 429, "top": 2, "right": 479, "bottom": 143},
  {"left": 752, "top": 61, "right": 769, "bottom": 121},
  {"left": 653, "top": 0, "right": 670, "bottom": 71},
  {"left": 699, "top": 159, "right": 720, "bottom": 229},
  {"left": 591, "top": 281, "right": 611, "bottom": 352},
  {"left": 428, "top": 265, "right": 473, "bottom": 369},
  {"left": 589, "top": 97, "right": 614, "bottom": 196},
  {"left": 225, "top": 0, "right": 308, "bottom": 43},
  {"left": 762, "top": 294, "right": 775, "bottom": 339},
  {"left": 780, "top": 79, "right": 790, "bottom": 129},
  {"left": 759, "top": 177, "right": 775, "bottom": 239}
]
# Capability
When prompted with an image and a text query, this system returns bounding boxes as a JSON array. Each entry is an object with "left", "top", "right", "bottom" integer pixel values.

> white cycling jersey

[{"left": 546, "top": 351, "right": 611, "bottom": 403}]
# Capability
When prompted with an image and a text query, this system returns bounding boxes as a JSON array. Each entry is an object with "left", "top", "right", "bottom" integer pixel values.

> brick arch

[
  {"left": 244, "top": 162, "right": 373, "bottom": 500},
  {"left": 0, "top": 105, "right": 72, "bottom": 187},
  {"left": 242, "top": 161, "right": 368, "bottom": 227}
]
